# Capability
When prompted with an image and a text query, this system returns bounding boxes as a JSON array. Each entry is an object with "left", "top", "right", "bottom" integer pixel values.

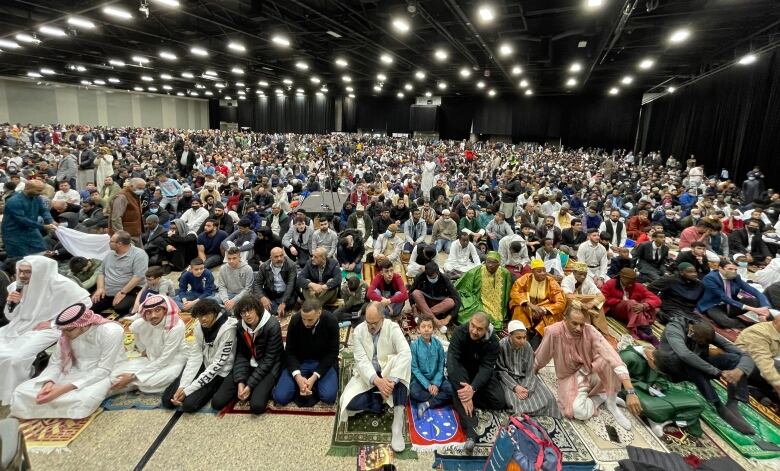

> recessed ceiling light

[
  {"left": 295, "top": 62, "right": 309, "bottom": 70},
  {"left": 39, "top": 68, "right": 55, "bottom": 75},
  {"left": 38, "top": 25, "right": 67, "bottom": 37},
  {"left": 181, "top": 72, "right": 194, "bottom": 78},
  {"left": 176, "top": 92, "right": 184, "bottom": 96},
  {"left": 215, "top": 83, "right": 225, "bottom": 88},
  {"left": 15, "top": 33, "right": 40, "bottom": 44},
  {"left": 275, "top": 88, "right": 284, "bottom": 94},
  {"left": 152, "top": 0, "right": 181, "bottom": 7},
  {"left": 585, "top": 0, "right": 604, "bottom": 9},
  {"left": 204, "top": 70, "right": 218, "bottom": 76},
  {"left": 231, "top": 67, "right": 244, "bottom": 75},
  {"left": 258, "top": 80, "right": 269, "bottom": 87},
  {"left": 75, "top": 65, "right": 87, "bottom": 72},
  {"left": 237, "top": 90, "right": 246, "bottom": 95},
  {"left": 227, "top": 42, "right": 246, "bottom": 52},
  {"left": 524, "top": 89, "right": 533, "bottom": 96},
  {"left": 342, "top": 75, "right": 352, "bottom": 82},
  {"left": 81, "top": 80, "right": 92, "bottom": 85},
  {"left": 326, "top": 30, "right": 342, "bottom": 38},
  {"left": 255, "top": 90, "right": 263, "bottom": 94},
  {"left": 103, "top": 6, "right": 133, "bottom": 20},
  {"left": 195, "top": 83, "right": 205, "bottom": 89},
  {"left": 425, "top": 91, "right": 432, "bottom": 97},
  {"left": 141, "top": 75, "right": 154, "bottom": 82},
  {"left": 380, "top": 53, "right": 393, "bottom": 64},
  {"left": 190, "top": 46, "right": 208, "bottom": 56},
  {"left": 609, "top": 87, "right": 620, "bottom": 95},
  {"left": 320, "top": 87, "right": 328, "bottom": 92},
  {"left": 160, "top": 73, "right": 172, "bottom": 80},
  {"left": 348, "top": 93, "right": 355, "bottom": 98},
  {"left": 669, "top": 28, "right": 690, "bottom": 44},
  {"left": 373, "top": 85, "right": 382, "bottom": 92},
  {"left": 566, "top": 78, "right": 577, "bottom": 87},
  {"left": 477, "top": 5, "right": 495, "bottom": 23},
  {"left": 638, "top": 58, "right": 655, "bottom": 70},
  {"left": 415, "top": 70, "right": 426, "bottom": 80},
  {"left": 271, "top": 35, "right": 291, "bottom": 47},
  {"left": 667, "top": 86, "right": 676, "bottom": 93},
  {"left": 346, "top": 86, "right": 354, "bottom": 92},
  {"left": 315, "top": 91, "right": 324, "bottom": 96},
  {"left": 147, "top": 86, "right": 158, "bottom": 91},
  {"left": 738, "top": 53, "right": 757, "bottom": 65},
  {"left": 283, "top": 78, "right": 293, "bottom": 85},
  {"left": 569, "top": 62, "right": 582, "bottom": 73},
  {"left": 578, "top": 40, "right": 587, "bottom": 48},
  {"left": 108, "top": 59, "right": 125, "bottom": 67},
  {"left": 296, "top": 88, "right": 304, "bottom": 93},
  {"left": 335, "top": 58, "right": 348, "bottom": 68},
  {"left": 108, "top": 77, "right": 120, "bottom": 83},
  {"left": 498, "top": 43, "right": 513, "bottom": 56},
  {"left": 0, "top": 39, "right": 21, "bottom": 49},
  {"left": 404, "top": 83, "right": 412, "bottom": 91},
  {"left": 132, "top": 56, "right": 150, "bottom": 64},
  {"left": 189, "top": 91, "right": 198, "bottom": 96},
  {"left": 438, "top": 81, "right": 447, "bottom": 90},
  {"left": 396, "top": 92, "right": 404, "bottom": 98},
  {"left": 27, "top": 71, "right": 42, "bottom": 78},
  {"left": 159, "top": 51, "right": 177, "bottom": 61},
  {"left": 377, "top": 73, "right": 387, "bottom": 82},
  {"left": 235, "top": 82, "right": 245, "bottom": 87},
  {"left": 621, "top": 75, "right": 634, "bottom": 85},
  {"left": 434, "top": 49, "right": 448, "bottom": 61},
  {"left": 162, "top": 84, "right": 172, "bottom": 90},
  {"left": 92, "top": 79, "right": 105, "bottom": 85},
  {"left": 459, "top": 67, "right": 472, "bottom": 78},
  {"left": 519, "top": 79, "right": 529, "bottom": 88},
  {"left": 310, "top": 76, "right": 321, "bottom": 84},
  {"left": 511, "top": 65, "right": 523, "bottom": 75},
  {"left": 392, "top": 18, "right": 410, "bottom": 33},
  {"left": 488, "top": 89, "right": 496, "bottom": 97},
  {"left": 476, "top": 80, "right": 485, "bottom": 89},
  {"left": 134, "top": 86, "right": 143, "bottom": 91},
  {"left": 67, "top": 17, "right": 95, "bottom": 29}
]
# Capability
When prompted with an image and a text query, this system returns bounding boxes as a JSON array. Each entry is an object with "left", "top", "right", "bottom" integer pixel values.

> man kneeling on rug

[
  {"left": 340, "top": 302, "right": 411, "bottom": 452},
  {"left": 110, "top": 295, "right": 187, "bottom": 394},
  {"left": 11, "top": 303, "right": 124, "bottom": 419},
  {"left": 534, "top": 301, "right": 643, "bottom": 430}
]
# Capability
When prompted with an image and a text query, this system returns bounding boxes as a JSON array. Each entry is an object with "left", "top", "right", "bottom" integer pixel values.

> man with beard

[
  {"left": 252, "top": 247, "right": 298, "bottom": 318},
  {"left": 698, "top": 260, "right": 771, "bottom": 329},
  {"left": 1, "top": 180, "right": 57, "bottom": 257}
]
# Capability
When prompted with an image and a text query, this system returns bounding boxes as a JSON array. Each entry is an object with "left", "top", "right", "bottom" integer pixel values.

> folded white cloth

[{"left": 55, "top": 226, "right": 111, "bottom": 260}]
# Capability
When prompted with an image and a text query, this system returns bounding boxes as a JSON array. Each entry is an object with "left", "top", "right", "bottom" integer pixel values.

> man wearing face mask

[
  {"left": 698, "top": 260, "right": 772, "bottom": 329},
  {"left": 655, "top": 318, "right": 756, "bottom": 435},
  {"left": 729, "top": 219, "right": 772, "bottom": 266},
  {"left": 142, "top": 201, "right": 171, "bottom": 227},
  {"left": 109, "top": 177, "right": 146, "bottom": 246}
]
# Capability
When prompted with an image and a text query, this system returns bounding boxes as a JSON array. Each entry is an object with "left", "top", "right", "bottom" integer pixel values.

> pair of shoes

[
  {"left": 463, "top": 438, "right": 476, "bottom": 455},
  {"left": 717, "top": 403, "right": 755, "bottom": 435}
]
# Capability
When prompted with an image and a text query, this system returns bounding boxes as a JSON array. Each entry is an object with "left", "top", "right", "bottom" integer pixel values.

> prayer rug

[
  {"left": 537, "top": 366, "right": 668, "bottom": 467},
  {"left": 406, "top": 403, "right": 466, "bottom": 451},
  {"left": 221, "top": 399, "right": 336, "bottom": 416},
  {"left": 18, "top": 409, "right": 102, "bottom": 452},
  {"left": 326, "top": 351, "right": 417, "bottom": 459},
  {"left": 102, "top": 391, "right": 162, "bottom": 411},
  {"left": 660, "top": 423, "right": 727, "bottom": 461},
  {"left": 431, "top": 411, "right": 596, "bottom": 471},
  {"left": 677, "top": 380, "right": 780, "bottom": 460}
]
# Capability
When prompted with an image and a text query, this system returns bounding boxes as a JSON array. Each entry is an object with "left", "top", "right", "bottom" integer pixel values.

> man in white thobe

[
  {"left": 0, "top": 256, "right": 91, "bottom": 405},
  {"left": 110, "top": 295, "right": 187, "bottom": 394},
  {"left": 340, "top": 302, "right": 411, "bottom": 452},
  {"left": 10, "top": 303, "right": 124, "bottom": 419},
  {"left": 443, "top": 231, "right": 481, "bottom": 277},
  {"left": 576, "top": 229, "right": 609, "bottom": 287}
]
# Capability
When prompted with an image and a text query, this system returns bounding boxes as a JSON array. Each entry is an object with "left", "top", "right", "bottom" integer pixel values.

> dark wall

[
  {"left": 212, "top": 94, "right": 335, "bottom": 133},
  {"left": 638, "top": 48, "right": 780, "bottom": 183}
]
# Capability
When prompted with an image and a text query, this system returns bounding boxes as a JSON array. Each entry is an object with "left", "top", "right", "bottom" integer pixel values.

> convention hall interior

[{"left": 0, "top": 1, "right": 780, "bottom": 470}]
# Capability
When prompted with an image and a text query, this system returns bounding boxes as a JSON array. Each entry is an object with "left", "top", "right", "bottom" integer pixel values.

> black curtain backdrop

[
  {"left": 215, "top": 95, "right": 335, "bottom": 133},
  {"left": 638, "top": 48, "right": 780, "bottom": 183},
  {"left": 409, "top": 105, "right": 439, "bottom": 132},
  {"left": 354, "top": 97, "right": 414, "bottom": 133}
]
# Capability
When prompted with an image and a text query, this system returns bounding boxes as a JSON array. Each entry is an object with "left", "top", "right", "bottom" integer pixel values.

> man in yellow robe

[{"left": 510, "top": 259, "right": 567, "bottom": 337}]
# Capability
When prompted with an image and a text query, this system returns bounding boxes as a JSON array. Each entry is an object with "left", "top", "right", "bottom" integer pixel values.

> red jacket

[
  {"left": 600, "top": 278, "right": 661, "bottom": 314},
  {"left": 367, "top": 273, "right": 408, "bottom": 304},
  {"left": 349, "top": 191, "right": 369, "bottom": 206},
  {"left": 626, "top": 216, "right": 651, "bottom": 240}
]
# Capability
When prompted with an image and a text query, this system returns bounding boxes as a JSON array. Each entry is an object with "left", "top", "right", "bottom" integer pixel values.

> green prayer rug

[{"left": 326, "top": 351, "right": 417, "bottom": 459}]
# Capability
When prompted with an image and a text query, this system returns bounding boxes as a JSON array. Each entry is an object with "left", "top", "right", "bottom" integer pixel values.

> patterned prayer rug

[
  {"left": 326, "top": 351, "right": 417, "bottom": 459},
  {"left": 102, "top": 391, "right": 162, "bottom": 411},
  {"left": 19, "top": 409, "right": 102, "bottom": 452},
  {"left": 659, "top": 423, "right": 727, "bottom": 461},
  {"left": 222, "top": 399, "right": 336, "bottom": 416},
  {"left": 537, "top": 366, "right": 668, "bottom": 468},
  {"left": 406, "top": 403, "right": 466, "bottom": 451}
]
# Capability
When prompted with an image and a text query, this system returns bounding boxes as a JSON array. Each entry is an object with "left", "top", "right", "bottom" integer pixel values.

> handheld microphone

[{"left": 8, "top": 285, "right": 23, "bottom": 313}]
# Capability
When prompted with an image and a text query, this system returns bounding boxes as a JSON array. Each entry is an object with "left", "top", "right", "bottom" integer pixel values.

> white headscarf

[
  {"left": 4, "top": 255, "right": 91, "bottom": 336},
  {"left": 754, "top": 257, "right": 780, "bottom": 289}
]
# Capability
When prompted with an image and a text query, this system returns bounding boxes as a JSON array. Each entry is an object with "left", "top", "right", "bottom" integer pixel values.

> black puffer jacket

[{"left": 232, "top": 313, "right": 283, "bottom": 389}]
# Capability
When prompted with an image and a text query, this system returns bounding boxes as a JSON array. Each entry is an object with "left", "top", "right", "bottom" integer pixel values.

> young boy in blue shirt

[
  {"left": 176, "top": 258, "right": 215, "bottom": 311},
  {"left": 410, "top": 316, "right": 453, "bottom": 418}
]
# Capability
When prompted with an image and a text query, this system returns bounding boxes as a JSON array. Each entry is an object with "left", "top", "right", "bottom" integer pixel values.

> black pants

[
  {"left": 704, "top": 298, "right": 760, "bottom": 329},
  {"left": 346, "top": 381, "right": 408, "bottom": 414},
  {"left": 451, "top": 374, "right": 507, "bottom": 440},
  {"left": 203, "top": 253, "right": 223, "bottom": 269},
  {"left": 211, "top": 370, "right": 277, "bottom": 414},
  {"left": 661, "top": 351, "right": 750, "bottom": 405},
  {"left": 162, "top": 368, "right": 225, "bottom": 413},
  {"left": 91, "top": 287, "right": 140, "bottom": 317}
]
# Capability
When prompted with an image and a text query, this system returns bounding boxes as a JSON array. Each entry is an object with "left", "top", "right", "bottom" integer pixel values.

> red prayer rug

[{"left": 405, "top": 402, "right": 466, "bottom": 451}]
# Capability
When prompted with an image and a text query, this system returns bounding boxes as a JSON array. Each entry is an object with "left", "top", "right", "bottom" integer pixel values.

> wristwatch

[{"left": 625, "top": 388, "right": 636, "bottom": 396}]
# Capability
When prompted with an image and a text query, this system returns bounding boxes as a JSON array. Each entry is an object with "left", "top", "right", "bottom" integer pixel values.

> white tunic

[
  {"left": 443, "top": 241, "right": 481, "bottom": 274},
  {"left": 10, "top": 322, "right": 125, "bottom": 419},
  {"left": 111, "top": 317, "right": 187, "bottom": 393},
  {"left": 421, "top": 161, "right": 437, "bottom": 195}
]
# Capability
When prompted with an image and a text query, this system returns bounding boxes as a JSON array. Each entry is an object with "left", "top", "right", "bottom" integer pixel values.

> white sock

[
  {"left": 591, "top": 393, "right": 607, "bottom": 410},
  {"left": 606, "top": 395, "right": 631, "bottom": 430},
  {"left": 391, "top": 405, "right": 405, "bottom": 452}
]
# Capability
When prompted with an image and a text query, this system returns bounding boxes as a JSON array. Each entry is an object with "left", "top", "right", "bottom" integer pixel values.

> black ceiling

[{"left": 0, "top": 0, "right": 778, "bottom": 100}]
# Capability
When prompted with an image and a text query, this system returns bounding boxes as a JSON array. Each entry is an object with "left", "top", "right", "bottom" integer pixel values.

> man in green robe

[{"left": 454, "top": 251, "right": 513, "bottom": 330}]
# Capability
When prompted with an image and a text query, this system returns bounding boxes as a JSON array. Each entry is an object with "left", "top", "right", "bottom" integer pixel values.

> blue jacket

[
  {"left": 1, "top": 193, "right": 54, "bottom": 257},
  {"left": 697, "top": 270, "right": 770, "bottom": 313},
  {"left": 178, "top": 269, "right": 215, "bottom": 299},
  {"left": 410, "top": 336, "right": 446, "bottom": 389}
]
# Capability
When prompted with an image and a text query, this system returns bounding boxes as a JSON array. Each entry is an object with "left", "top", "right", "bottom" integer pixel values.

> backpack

[{"left": 483, "top": 415, "right": 562, "bottom": 471}]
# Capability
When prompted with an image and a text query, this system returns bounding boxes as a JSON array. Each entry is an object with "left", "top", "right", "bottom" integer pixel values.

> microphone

[{"left": 8, "top": 285, "right": 23, "bottom": 313}]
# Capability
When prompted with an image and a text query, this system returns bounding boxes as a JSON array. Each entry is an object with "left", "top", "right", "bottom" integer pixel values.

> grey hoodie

[{"left": 216, "top": 260, "right": 254, "bottom": 302}]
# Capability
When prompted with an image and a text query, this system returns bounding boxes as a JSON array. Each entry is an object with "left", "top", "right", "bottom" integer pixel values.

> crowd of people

[{"left": 0, "top": 123, "right": 779, "bottom": 455}]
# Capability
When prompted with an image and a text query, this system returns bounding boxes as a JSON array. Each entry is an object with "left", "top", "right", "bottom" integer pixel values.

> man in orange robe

[{"left": 510, "top": 259, "right": 567, "bottom": 337}]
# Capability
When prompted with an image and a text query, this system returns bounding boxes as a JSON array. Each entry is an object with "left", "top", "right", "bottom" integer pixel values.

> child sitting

[
  {"left": 410, "top": 316, "right": 453, "bottom": 418},
  {"left": 333, "top": 275, "right": 367, "bottom": 322},
  {"left": 131, "top": 266, "right": 177, "bottom": 316},
  {"left": 607, "top": 247, "right": 633, "bottom": 278},
  {"left": 176, "top": 258, "right": 215, "bottom": 311}
]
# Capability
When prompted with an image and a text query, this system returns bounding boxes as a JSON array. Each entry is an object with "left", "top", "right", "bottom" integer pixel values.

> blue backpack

[{"left": 484, "top": 415, "right": 562, "bottom": 471}]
